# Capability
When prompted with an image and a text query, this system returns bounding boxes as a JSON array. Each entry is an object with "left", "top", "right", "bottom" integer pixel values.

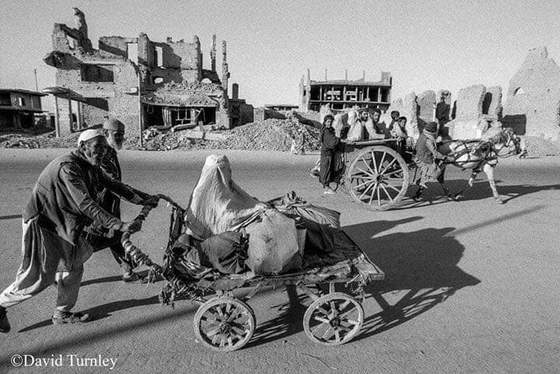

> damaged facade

[
  {"left": 299, "top": 69, "right": 392, "bottom": 112},
  {"left": 0, "top": 89, "right": 46, "bottom": 129},
  {"left": 43, "top": 8, "right": 248, "bottom": 136}
]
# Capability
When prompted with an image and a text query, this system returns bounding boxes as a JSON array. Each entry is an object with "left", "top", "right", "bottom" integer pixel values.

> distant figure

[
  {"left": 436, "top": 92, "right": 451, "bottom": 135},
  {"left": 319, "top": 115, "right": 343, "bottom": 194}
]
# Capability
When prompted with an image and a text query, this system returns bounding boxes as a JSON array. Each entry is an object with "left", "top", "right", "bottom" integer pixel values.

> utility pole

[{"left": 33, "top": 69, "right": 39, "bottom": 91}]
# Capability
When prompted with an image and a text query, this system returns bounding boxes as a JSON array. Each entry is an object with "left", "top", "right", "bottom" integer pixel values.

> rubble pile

[{"left": 210, "top": 119, "right": 320, "bottom": 152}]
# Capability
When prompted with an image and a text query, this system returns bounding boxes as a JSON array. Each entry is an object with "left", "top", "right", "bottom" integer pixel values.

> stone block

[{"left": 456, "top": 85, "right": 486, "bottom": 121}]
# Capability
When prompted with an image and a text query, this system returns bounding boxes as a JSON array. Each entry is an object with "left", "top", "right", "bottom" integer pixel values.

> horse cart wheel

[
  {"left": 193, "top": 296, "right": 256, "bottom": 352},
  {"left": 345, "top": 145, "right": 409, "bottom": 210},
  {"left": 303, "top": 292, "right": 364, "bottom": 346}
]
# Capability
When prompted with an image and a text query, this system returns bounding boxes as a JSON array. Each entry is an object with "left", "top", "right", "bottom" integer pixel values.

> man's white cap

[{"left": 77, "top": 128, "right": 104, "bottom": 146}]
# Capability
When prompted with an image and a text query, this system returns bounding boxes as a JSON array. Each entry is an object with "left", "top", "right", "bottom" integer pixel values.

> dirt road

[{"left": 0, "top": 149, "right": 558, "bottom": 373}]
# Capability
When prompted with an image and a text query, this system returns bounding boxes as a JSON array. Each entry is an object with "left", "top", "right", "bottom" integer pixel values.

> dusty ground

[{"left": 0, "top": 149, "right": 559, "bottom": 373}]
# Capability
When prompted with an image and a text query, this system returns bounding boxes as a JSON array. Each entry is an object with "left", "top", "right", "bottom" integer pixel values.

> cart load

[{"left": 173, "top": 154, "right": 372, "bottom": 278}]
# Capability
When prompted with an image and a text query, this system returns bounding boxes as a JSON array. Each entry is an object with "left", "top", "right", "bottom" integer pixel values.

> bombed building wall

[
  {"left": 43, "top": 8, "right": 240, "bottom": 135},
  {"left": 503, "top": 47, "right": 560, "bottom": 141}
]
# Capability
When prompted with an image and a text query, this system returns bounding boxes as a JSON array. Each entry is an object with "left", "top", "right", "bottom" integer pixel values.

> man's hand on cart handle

[
  {"left": 120, "top": 220, "right": 142, "bottom": 234},
  {"left": 143, "top": 194, "right": 160, "bottom": 208}
]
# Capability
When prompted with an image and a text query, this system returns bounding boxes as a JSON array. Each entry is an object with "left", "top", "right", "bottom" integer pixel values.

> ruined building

[
  {"left": 299, "top": 69, "right": 392, "bottom": 112},
  {"left": 0, "top": 89, "right": 46, "bottom": 129},
  {"left": 43, "top": 8, "right": 248, "bottom": 136},
  {"left": 503, "top": 47, "right": 560, "bottom": 141}
]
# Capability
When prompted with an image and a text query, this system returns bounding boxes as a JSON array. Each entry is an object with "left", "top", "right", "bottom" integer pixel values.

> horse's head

[{"left": 489, "top": 128, "right": 522, "bottom": 157}]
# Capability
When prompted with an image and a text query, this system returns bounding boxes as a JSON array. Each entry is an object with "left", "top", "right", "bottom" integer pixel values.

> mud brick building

[
  {"left": 0, "top": 89, "right": 46, "bottom": 129},
  {"left": 43, "top": 8, "right": 249, "bottom": 136},
  {"left": 299, "top": 69, "right": 392, "bottom": 112}
]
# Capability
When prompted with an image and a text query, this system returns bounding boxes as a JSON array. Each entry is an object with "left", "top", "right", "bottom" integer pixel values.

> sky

[{"left": 1, "top": 0, "right": 560, "bottom": 107}]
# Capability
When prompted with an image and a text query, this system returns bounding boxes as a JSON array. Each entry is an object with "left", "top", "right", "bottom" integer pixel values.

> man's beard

[{"left": 108, "top": 139, "right": 123, "bottom": 151}]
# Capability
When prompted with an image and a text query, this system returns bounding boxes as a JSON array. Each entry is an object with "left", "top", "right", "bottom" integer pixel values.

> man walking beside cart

[
  {"left": 0, "top": 129, "right": 158, "bottom": 333},
  {"left": 84, "top": 118, "right": 142, "bottom": 282}
]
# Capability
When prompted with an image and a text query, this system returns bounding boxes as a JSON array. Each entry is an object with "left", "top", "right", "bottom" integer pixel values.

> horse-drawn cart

[
  {"left": 342, "top": 138, "right": 413, "bottom": 211},
  {"left": 122, "top": 196, "right": 385, "bottom": 352}
]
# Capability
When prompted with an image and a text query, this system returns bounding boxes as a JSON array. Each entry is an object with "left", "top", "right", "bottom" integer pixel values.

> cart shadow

[
  {"left": 343, "top": 223, "right": 481, "bottom": 342},
  {"left": 247, "top": 285, "right": 308, "bottom": 348},
  {"left": 249, "top": 217, "right": 425, "bottom": 347}
]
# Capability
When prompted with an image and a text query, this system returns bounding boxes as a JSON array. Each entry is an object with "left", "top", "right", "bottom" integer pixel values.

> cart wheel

[
  {"left": 303, "top": 292, "right": 364, "bottom": 346},
  {"left": 345, "top": 145, "right": 409, "bottom": 210},
  {"left": 193, "top": 296, "right": 256, "bottom": 352}
]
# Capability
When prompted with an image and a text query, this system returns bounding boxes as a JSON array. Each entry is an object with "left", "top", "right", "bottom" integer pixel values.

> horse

[{"left": 437, "top": 127, "right": 522, "bottom": 203}]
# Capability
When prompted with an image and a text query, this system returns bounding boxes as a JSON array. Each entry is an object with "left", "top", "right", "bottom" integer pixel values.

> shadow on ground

[{"left": 396, "top": 180, "right": 560, "bottom": 209}]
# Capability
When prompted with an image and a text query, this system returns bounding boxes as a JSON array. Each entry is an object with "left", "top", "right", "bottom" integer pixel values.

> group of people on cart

[{"left": 316, "top": 105, "right": 453, "bottom": 199}]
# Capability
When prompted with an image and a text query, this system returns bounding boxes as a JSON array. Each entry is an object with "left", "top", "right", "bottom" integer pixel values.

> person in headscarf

[
  {"left": 0, "top": 129, "right": 158, "bottom": 333},
  {"left": 413, "top": 122, "right": 455, "bottom": 201},
  {"left": 84, "top": 118, "right": 141, "bottom": 282}
]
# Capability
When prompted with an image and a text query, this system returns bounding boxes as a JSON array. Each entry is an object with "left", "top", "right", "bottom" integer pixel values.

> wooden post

[
  {"left": 76, "top": 101, "right": 82, "bottom": 129},
  {"left": 54, "top": 96, "right": 60, "bottom": 137},
  {"left": 68, "top": 98, "right": 73, "bottom": 132},
  {"left": 138, "top": 73, "right": 144, "bottom": 147}
]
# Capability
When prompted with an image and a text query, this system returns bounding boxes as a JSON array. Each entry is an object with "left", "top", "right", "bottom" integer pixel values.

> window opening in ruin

[
  {"left": 514, "top": 87, "right": 525, "bottom": 96},
  {"left": 81, "top": 64, "right": 115, "bottom": 83},
  {"left": 0, "top": 94, "right": 10, "bottom": 106},
  {"left": 153, "top": 77, "right": 164, "bottom": 84},
  {"left": 31, "top": 96, "right": 41, "bottom": 109},
  {"left": 17, "top": 97, "right": 26, "bottom": 106},
  {"left": 381, "top": 88, "right": 388, "bottom": 102},
  {"left": 155, "top": 46, "right": 164, "bottom": 67},
  {"left": 127, "top": 43, "right": 138, "bottom": 63}
]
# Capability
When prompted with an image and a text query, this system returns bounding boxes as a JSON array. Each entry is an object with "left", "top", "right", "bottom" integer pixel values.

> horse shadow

[
  {"left": 344, "top": 223, "right": 480, "bottom": 341},
  {"left": 441, "top": 180, "right": 560, "bottom": 204},
  {"left": 395, "top": 180, "right": 560, "bottom": 209}
]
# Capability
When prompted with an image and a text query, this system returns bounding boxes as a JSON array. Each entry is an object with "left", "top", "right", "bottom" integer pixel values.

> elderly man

[
  {"left": 0, "top": 129, "right": 158, "bottom": 333},
  {"left": 84, "top": 118, "right": 140, "bottom": 282}
]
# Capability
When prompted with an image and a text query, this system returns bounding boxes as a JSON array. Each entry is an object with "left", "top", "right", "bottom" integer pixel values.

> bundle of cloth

[{"left": 171, "top": 154, "right": 354, "bottom": 277}]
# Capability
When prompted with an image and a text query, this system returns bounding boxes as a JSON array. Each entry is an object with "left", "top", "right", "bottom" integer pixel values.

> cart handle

[{"left": 120, "top": 194, "right": 186, "bottom": 277}]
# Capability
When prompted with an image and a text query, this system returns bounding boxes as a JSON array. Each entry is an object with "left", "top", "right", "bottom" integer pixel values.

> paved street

[{"left": 0, "top": 149, "right": 559, "bottom": 374}]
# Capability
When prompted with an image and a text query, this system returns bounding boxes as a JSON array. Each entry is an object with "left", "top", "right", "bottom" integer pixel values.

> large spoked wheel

[
  {"left": 193, "top": 297, "right": 256, "bottom": 352},
  {"left": 345, "top": 145, "right": 409, "bottom": 210},
  {"left": 303, "top": 292, "right": 364, "bottom": 346}
]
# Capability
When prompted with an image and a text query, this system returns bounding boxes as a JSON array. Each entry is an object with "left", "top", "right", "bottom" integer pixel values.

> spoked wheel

[
  {"left": 303, "top": 292, "right": 364, "bottom": 346},
  {"left": 193, "top": 296, "right": 256, "bottom": 352},
  {"left": 345, "top": 145, "right": 410, "bottom": 210}
]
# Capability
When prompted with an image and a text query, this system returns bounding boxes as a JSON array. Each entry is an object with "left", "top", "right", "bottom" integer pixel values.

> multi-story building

[{"left": 299, "top": 69, "right": 392, "bottom": 112}]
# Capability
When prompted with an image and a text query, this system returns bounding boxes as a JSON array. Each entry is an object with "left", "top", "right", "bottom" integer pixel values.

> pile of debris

[
  {"left": 1, "top": 118, "right": 321, "bottom": 153},
  {"left": 210, "top": 118, "right": 320, "bottom": 153}
]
